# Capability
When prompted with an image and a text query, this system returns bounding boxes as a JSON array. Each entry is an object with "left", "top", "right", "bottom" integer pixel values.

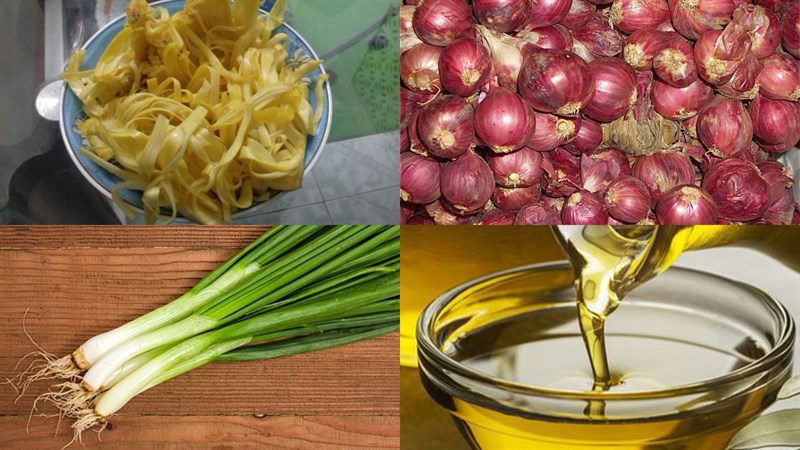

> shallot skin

[
  {"left": 440, "top": 149, "right": 495, "bottom": 213},
  {"left": 604, "top": 176, "right": 652, "bottom": 223},
  {"left": 400, "top": 152, "right": 442, "bottom": 204},
  {"left": 562, "top": 190, "right": 609, "bottom": 224},
  {"left": 418, "top": 96, "right": 476, "bottom": 159},
  {"left": 757, "top": 53, "right": 800, "bottom": 101},
  {"left": 515, "top": 203, "right": 562, "bottom": 224},
  {"left": 669, "top": 0, "right": 736, "bottom": 40},
  {"left": 584, "top": 58, "right": 638, "bottom": 122},
  {"left": 652, "top": 78, "right": 714, "bottom": 120},
  {"left": 610, "top": 0, "right": 670, "bottom": 34},
  {"left": 749, "top": 93, "right": 800, "bottom": 153}
]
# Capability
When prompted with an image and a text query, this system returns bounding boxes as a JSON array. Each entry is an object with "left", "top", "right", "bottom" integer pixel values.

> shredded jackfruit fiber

[{"left": 62, "top": 0, "right": 328, "bottom": 224}]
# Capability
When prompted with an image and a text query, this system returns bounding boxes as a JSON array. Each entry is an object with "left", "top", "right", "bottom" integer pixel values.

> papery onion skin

[
  {"left": 733, "top": 141, "right": 771, "bottom": 164},
  {"left": 572, "top": 14, "right": 626, "bottom": 58},
  {"left": 406, "top": 214, "right": 436, "bottom": 225},
  {"left": 562, "top": 0, "right": 597, "bottom": 30},
  {"left": 439, "top": 38, "right": 492, "bottom": 97},
  {"left": 758, "top": 160, "right": 794, "bottom": 207},
  {"left": 623, "top": 29, "right": 668, "bottom": 70},
  {"left": 514, "top": 203, "right": 563, "bottom": 224},
  {"left": 473, "top": 0, "right": 532, "bottom": 33},
  {"left": 761, "top": 188, "right": 795, "bottom": 224},
  {"left": 604, "top": 176, "right": 652, "bottom": 223},
  {"left": 581, "top": 147, "right": 632, "bottom": 193},
  {"left": 757, "top": 53, "right": 800, "bottom": 101},
  {"left": 631, "top": 151, "right": 695, "bottom": 207},
  {"left": 749, "top": 93, "right": 800, "bottom": 153},
  {"left": 400, "top": 152, "right": 442, "bottom": 204},
  {"left": 474, "top": 209, "right": 518, "bottom": 224},
  {"left": 440, "top": 149, "right": 495, "bottom": 212},
  {"left": 668, "top": 0, "right": 736, "bottom": 40},
  {"left": 542, "top": 148, "right": 582, "bottom": 196},
  {"left": 753, "top": 0, "right": 786, "bottom": 12},
  {"left": 697, "top": 96, "right": 753, "bottom": 157},
  {"left": 401, "top": 128, "right": 410, "bottom": 153},
  {"left": 527, "top": 0, "right": 574, "bottom": 28},
  {"left": 562, "top": 190, "right": 609, "bottom": 224},
  {"left": 492, "top": 185, "right": 543, "bottom": 211},
  {"left": 476, "top": 25, "right": 525, "bottom": 89},
  {"left": 694, "top": 28, "right": 751, "bottom": 86},
  {"left": 400, "top": 6, "right": 424, "bottom": 53},
  {"left": 783, "top": 0, "right": 800, "bottom": 58},
  {"left": 526, "top": 113, "right": 580, "bottom": 151},
  {"left": 418, "top": 95, "right": 475, "bottom": 159},
  {"left": 518, "top": 49, "right": 595, "bottom": 117},
  {"left": 732, "top": 5, "right": 781, "bottom": 58},
  {"left": 518, "top": 25, "right": 574, "bottom": 51},
  {"left": 609, "top": 0, "right": 670, "bottom": 34},
  {"left": 562, "top": 118, "right": 603, "bottom": 154},
  {"left": 541, "top": 195, "right": 566, "bottom": 212},
  {"left": 653, "top": 35, "right": 698, "bottom": 87},
  {"left": 400, "top": 88, "right": 428, "bottom": 130},
  {"left": 412, "top": 0, "right": 474, "bottom": 47},
  {"left": 425, "top": 199, "right": 474, "bottom": 224},
  {"left": 474, "top": 88, "right": 537, "bottom": 153},
  {"left": 407, "top": 110, "right": 431, "bottom": 157},
  {"left": 401, "top": 44, "right": 443, "bottom": 94},
  {"left": 702, "top": 158, "right": 770, "bottom": 221},
  {"left": 656, "top": 184, "right": 719, "bottom": 224},
  {"left": 716, "top": 52, "right": 761, "bottom": 100},
  {"left": 652, "top": 78, "right": 715, "bottom": 120},
  {"left": 584, "top": 58, "right": 638, "bottom": 123},
  {"left": 486, "top": 147, "right": 544, "bottom": 187}
]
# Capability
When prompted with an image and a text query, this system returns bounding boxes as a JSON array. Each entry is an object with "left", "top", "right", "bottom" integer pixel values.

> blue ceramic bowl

[{"left": 59, "top": 0, "right": 332, "bottom": 221}]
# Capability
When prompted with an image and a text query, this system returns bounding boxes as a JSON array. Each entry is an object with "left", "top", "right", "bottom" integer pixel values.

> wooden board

[{"left": 0, "top": 226, "right": 399, "bottom": 448}]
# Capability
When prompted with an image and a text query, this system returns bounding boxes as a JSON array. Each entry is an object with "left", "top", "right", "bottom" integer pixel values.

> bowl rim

[
  {"left": 58, "top": 0, "right": 333, "bottom": 222},
  {"left": 417, "top": 261, "right": 796, "bottom": 402}
]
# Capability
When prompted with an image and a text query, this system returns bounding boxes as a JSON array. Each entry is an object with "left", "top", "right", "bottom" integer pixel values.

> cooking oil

[
  {"left": 408, "top": 225, "right": 798, "bottom": 449},
  {"left": 416, "top": 261, "right": 794, "bottom": 450},
  {"left": 402, "top": 225, "right": 799, "bottom": 368}
]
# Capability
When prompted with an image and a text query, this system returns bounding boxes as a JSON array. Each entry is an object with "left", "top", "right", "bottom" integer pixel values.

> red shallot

[
  {"left": 562, "top": 118, "right": 603, "bottom": 154},
  {"left": 486, "top": 147, "right": 544, "bottom": 187},
  {"left": 473, "top": 0, "right": 531, "bottom": 33},
  {"left": 401, "top": 44, "right": 443, "bottom": 94},
  {"left": 400, "top": 152, "right": 442, "bottom": 204},
  {"left": 623, "top": 29, "right": 668, "bottom": 70},
  {"left": 783, "top": 0, "right": 800, "bottom": 58},
  {"left": 749, "top": 93, "right": 800, "bottom": 153},
  {"left": 518, "top": 49, "right": 595, "bottom": 117},
  {"left": 604, "top": 176, "right": 652, "bottom": 223},
  {"left": 609, "top": 0, "right": 670, "bottom": 34},
  {"left": 542, "top": 148, "right": 582, "bottom": 196},
  {"left": 413, "top": 0, "right": 474, "bottom": 47},
  {"left": 702, "top": 158, "right": 770, "bottom": 221},
  {"left": 669, "top": 0, "right": 736, "bottom": 40},
  {"left": 476, "top": 26, "right": 525, "bottom": 89},
  {"left": 584, "top": 57, "right": 638, "bottom": 122},
  {"left": 418, "top": 95, "right": 476, "bottom": 159},
  {"left": 400, "top": 6, "right": 423, "bottom": 53},
  {"left": 440, "top": 149, "right": 495, "bottom": 212},
  {"left": 562, "top": 0, "right": 597, "bottom": 30},
  {"left": 527, "top": 0, "right": 574, "bottom": 28},
  {"left": 653, "top": 35, "right": 699, "bottom": 87},
  {"left": 518, "top": 25, "right": 574, "bottom": 51},
  {"left": 439, "top": 38, "right": 492, "bottom": 97},
  {"left": 474, "top": 88, "right": 537, "bottom": 153},
  {"left": 695, "top": 28, "right": 752, "bottom": 86},
  {"left": 656, "top": 185, "right": 719, "bottom": 224},
  {"left": 527, "top": 113, "right": 580, "bottom": 151},
  {"left": 732, "top": 5, "right": 781, "bottom": 58},
  {"left": 572, "top": 13, "right": 626, "bottom": 58},
  {"left": 631, "top": 151, "right": 696, "bottom": 206},
  {"left": 716, "top": 52, "right": 761, "bottom": 99},
  {"left": 581, "top": 147, "right": 632, "bottom": 193},
  {"left": 492, "top": 185, "right": 543, "bottom": 211},
  {"left": 757, "top": 53, "right": 800, "bottom": 101},
  {"left": 562, "top": 190, "right": 609, "bottom": 224},
  {"left": 474, "top": 209, "right": 517, "bottom": 224},
  {"left": 514, "top": 203, "right": 562, "bottom": 224},
  {"left": 697, "top": 96, "right": 753, "bottom": 157},
  {"left": 652, "top": 78, "right": 714, "bottom": 119}
]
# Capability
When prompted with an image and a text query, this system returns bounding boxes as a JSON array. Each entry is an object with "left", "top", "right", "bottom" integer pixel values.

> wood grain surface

[{"left": 0, "top": 226, "right": 399, "bottom": 448}]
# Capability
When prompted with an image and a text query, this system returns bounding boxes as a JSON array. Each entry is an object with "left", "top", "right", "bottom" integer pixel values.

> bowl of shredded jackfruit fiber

[{"left": 60, "top": 0, "right": 331, "bottom": 224}]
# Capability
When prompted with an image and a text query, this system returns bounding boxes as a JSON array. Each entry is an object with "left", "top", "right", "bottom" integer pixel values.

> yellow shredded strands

[{"left": 62, "top": 0, "right": 328, "bottom": 224}]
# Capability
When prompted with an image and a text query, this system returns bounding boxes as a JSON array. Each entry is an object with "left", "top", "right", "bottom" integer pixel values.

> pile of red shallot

[{"left": 400, "top": 0, "right": 800, "bottom": 225}]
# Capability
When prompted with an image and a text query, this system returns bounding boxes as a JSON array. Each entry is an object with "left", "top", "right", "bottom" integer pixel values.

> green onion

[{"left": 14, "top": 226, "right": 399, "bottom": 445}]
